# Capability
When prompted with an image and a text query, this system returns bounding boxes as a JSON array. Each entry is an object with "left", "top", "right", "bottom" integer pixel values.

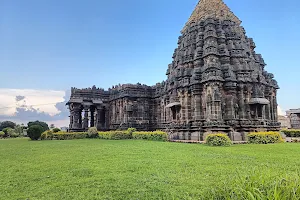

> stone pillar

[
  {"left": 193, "top": 87, "right": 202, "bottom": 121},
  {"left": 265, "top": 96, "right": 271, "bottom": 120},
  {"left": 124, "top": 100, "right": 128, "bottom": 124},
  {"left": 96, "top": 106, "right": 104, "bottom": 130},
  {"left": 230, "top": 90, "right": 238, "bottom": 120},
  {"left": 262, "top": 105, "right": 266, "bottom": 120},
  {"left": 274, "top": 96, "right": 278, "bottom": 121},
  {"left": 90, "top": 107, "right": 95, "bottom": 127},
  {"left": 180, "top": 92, "right": 186, "bottom": 122},
  {"left": 163, "top": 99, "right": 166, "bottom": 122},
  {"left": 238, "top": 88, "right": 245, "bottom": 119},
  {"left": 187, "top": 92, "right": 192, "bottom": 121},
  {"left": 105, "top": 107, "right": 109, "bottom": 130},
  {"left": 194, "top": 95, "right": 201, "bottom": 121},
  {"left": 270, "top": 96, "right": 274, "bottom": 121},
  {"left": 79, "top": 110, "right": 82, "bottom": 127},
  {"left": 69, "top": 112, "right": 74, "bottom": 129},
  {"left": 72, "top": 104, "right": 82, "bottom": 129},
  {"left": 83, "top": 106, "right": 89, "bottom": 130}
]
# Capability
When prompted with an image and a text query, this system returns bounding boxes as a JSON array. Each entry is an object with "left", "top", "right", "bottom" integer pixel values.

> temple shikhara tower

[{"left": 67, "top": 0, "right": 280, "bottom": 141}]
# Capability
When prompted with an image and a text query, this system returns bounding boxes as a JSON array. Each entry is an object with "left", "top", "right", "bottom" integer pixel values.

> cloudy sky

[
  {"left": 0, "top": 89, "right": 70, "bottom": 127},
  {"left": 0, "top": 0, "right": 299, "bottom": 126}
]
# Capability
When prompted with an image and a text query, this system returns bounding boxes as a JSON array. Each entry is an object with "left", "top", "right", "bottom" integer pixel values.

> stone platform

[{"left": 169, "top": 140, "right": 248, "bottom": 144}]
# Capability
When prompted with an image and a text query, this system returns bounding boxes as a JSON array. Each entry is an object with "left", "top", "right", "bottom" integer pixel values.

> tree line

[{"left": 0, "top": 120, "right": 58, "bottom": 139}]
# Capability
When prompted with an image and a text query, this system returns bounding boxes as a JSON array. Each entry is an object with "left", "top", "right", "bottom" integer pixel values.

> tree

[
  {"left": 0, "top": 131, "right": 4, "bottom": 138},
  {"left": 2, "top": 127, "right": 13, "bottom": 137},
  {"left": 52, "top": 128, "right": 61, "bottom": 133},
  {"left": 28, "top": 121, "right": 49, "bottom": 132},
  {"left": 14, "top": 124, "right": 25, "bottom": 136},
  {"left": 7, "top": 128, "right": 18, "bottom": 138},
  {"left": 0, "top": 121, "right": 16, "bottom": 131},
  {"left": 27, "top": 125, "right": 44, "bottom": 140}
]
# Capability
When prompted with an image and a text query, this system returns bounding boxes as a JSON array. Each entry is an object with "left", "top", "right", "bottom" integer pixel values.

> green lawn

[{"left": 0, "top": 138, "right": 299, "bottom": 200}]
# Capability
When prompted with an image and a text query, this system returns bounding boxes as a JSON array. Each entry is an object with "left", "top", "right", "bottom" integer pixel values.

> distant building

[
  {"left": 286, "top": 109, "right": 300, "bottom": 129},
  {"left": 278, "top": 115, "right": 291, "bottom": 129}
]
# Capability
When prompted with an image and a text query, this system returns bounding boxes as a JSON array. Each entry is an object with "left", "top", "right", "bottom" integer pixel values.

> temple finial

[{"left": 183, "top": 0, "right": 241, "bottom": 31}]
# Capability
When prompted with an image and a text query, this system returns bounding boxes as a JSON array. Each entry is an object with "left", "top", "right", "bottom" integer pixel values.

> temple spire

[{"left": 183, "top": 0, "right": 241, "bottom": 31}]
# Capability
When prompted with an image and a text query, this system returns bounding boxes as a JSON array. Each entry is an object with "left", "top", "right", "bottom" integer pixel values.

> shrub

[
  {"left": 127, "top": 128, "right": 137, "bottom": 135},
  {"left": 0, "top": 131, "right": 5, "bottom": 138},
  {"left": 281, "top": 129, "right": 300, "bottom": 137},
  {"left": 27, "top": 125, "right": 44, "bottom": 140},
  {"left": 7, "top": 129, "right": 19, "bottom": 138},
  {"left": 132, "top": 130, "right": 168, "bottom": 141},
  {"left": 41, "top": 130, "right": 54, "bottom": 140},
  {"left": 52, "top": 128, "right": 61, "bottom": 133},
  {"left": 205, "top": 133, "right": 232, "bottom": 146},
  {"left": 247, "top": 132, "right": 284, "bottom": 144},
  {"left": 98, "top": 130, "right": 132, "bottom": 140},
  {"left": 9, "top": 132, "right": 19, "bottom": 138},
  {"left": 87, "top": 127, "right": 98, "bottom": 138},
  {"left": 52, "top": 132, "right": 87, "bottom": 140},
  {"left": 2, "top": 127, "right": 12, "bottom": 137}
]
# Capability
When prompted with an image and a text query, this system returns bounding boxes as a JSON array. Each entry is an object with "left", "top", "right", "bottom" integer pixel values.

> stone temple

[{"left": 67, "top": 0, "right": 280, "bottom": 141}]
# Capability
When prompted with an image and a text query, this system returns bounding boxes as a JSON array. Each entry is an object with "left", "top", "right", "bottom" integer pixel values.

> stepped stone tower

[{"left": 67, "top": 0, "right": 280, "bottom": 141}]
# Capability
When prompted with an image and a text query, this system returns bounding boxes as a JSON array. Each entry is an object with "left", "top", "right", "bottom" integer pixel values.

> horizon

[{"left": 1, "top": 0, "right": 299, "bottom": 126}]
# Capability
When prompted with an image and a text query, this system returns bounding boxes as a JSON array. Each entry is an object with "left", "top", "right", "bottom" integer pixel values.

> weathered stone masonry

[{"left": 67, "top": 0, "right": 280, "bottom": 140}]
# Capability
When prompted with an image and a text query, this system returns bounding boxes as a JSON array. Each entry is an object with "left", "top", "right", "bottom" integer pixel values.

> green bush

[
  {"left": 27, "top": 125, "right": 44, "bottom": 140},
  {"left": 52, "top": 128, "right": 61, "bottom": 133},
  {"left": 41, "top": 131, "right": 87, "bottom": 140},
  {"left": 52, "top": 132, "right": 87, "bottom": 140},
  {"left": 127, "top": 128, "right": 137, "bottom": 135},
  {"left": 281, "top": 129, "right": 300, "bottom": 137},
  {"left": 205, "top": 133, "right": 232, "bottom": 146},
  {"left": 2, "top": 127, "right": 13, "bottom": 137},
  {"left": 132, "top": 131, "right": 168, "bottom": 141},
  {"left": 87, "top": 127, "right": 98, "bottom": 138},
  {"left": 98, "top": 129, "right": 168, "bottom": 141},
  {"left": 7, "top": 129, "right": 19, "bottom": 138},
  {"left": 247, "top": 132, "right": 284, "bottom": 144},
  {"left": 0, "top": 131, "right": 5, "bottom": 138},
  {"left": 41, "top": 130, "right": 54, "bottom": 140},
  {"left": 98, "top": 130, "right": 132, "bottom": 140}
]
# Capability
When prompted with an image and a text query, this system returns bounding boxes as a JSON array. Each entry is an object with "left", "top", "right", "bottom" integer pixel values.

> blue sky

[{"left": 0, "top": 0, "right": 299, "bottom": 124}]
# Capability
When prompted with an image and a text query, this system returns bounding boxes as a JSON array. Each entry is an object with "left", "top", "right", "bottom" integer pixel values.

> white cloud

[
  {"left": 0, "top": 88, "right": 70, "bottom": 127},
  {"left": 0, "top": 89, "right": 64, "bottom": 116},
  {"left": 277, "top": 105, "right": 286, "bottom": 116}
]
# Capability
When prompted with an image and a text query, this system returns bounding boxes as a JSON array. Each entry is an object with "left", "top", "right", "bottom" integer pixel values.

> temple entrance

[
  {"left": 250, "top": 104, "right": 264, "bottom": 119},
  {"left": 171, "top": 107, "right": 178, "bottom": 121},
  {"left": 249, "top": 97, "right": 270, "bottom": 120},
  {"left": 166, "top": 101, "right": 181, "bottom": 122},
  {"left": 170, "top": 105, "right": 181, "bottom": 121}
]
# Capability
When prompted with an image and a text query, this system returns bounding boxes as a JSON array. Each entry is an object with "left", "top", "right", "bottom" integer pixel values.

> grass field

[{"left": 0, "top": 138, "right": 299, "bottom": 200}]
